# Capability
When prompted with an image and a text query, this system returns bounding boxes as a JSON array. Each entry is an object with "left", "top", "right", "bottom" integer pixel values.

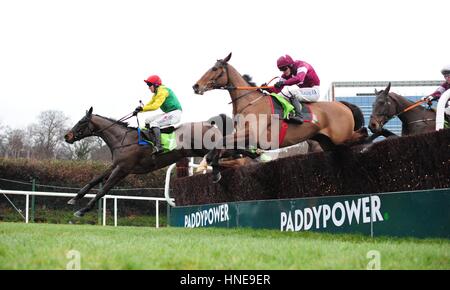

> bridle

[
  {"left": 71, "top": 113, "right": 135, "bottom": 149},
  {"left": 371, "top": 93, "right": 435, "bottom": 127},
  {"left": 208, "top": 61, "right": 266, "bottom": 111}
]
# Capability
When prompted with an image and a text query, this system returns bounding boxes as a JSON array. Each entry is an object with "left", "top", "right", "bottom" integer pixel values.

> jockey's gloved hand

[
  {"left": 259, "top": 83, "right": 268, "bottom": 91},
  {"left": 274, "top": 81, "right": 284, "bottom": 89},
  {"left": 133, "top": 106, "right": 143, "bottom": 116},
  {"left": 421, "top": 96, "right": 435, "bottom": 102}
]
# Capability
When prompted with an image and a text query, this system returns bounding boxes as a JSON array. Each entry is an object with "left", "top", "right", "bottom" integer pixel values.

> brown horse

[
  {"left": 369, "top": 82, "right": 437, "bottom": 136},
  {"left": 192, "top": 53, "right": 368, "bottom": 182},
  {"left": 64, "top": 107, "right": 231, "bottom": 217}
]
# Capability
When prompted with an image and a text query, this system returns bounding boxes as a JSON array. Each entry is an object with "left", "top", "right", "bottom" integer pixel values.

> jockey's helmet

[
  {"left": 277, "top": 55, "right": 295, "bottom": 69},
  {"left": 144, "top": 75, "right": 162, "bottom": 86},
  {"left": 441, "top": 65, "right": 450, "bottom": 76}
]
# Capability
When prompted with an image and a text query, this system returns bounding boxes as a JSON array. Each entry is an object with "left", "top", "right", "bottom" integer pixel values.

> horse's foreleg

[
  {"left": 209, "top": 129, "right": 249, "bottom": 183},
  {"left": 74, "top": 166, "right": 127, "bottom": 217},
  {"left": 67, "top": 167, "right": 113, "bottom": 205},
  {"left": 209, "top": 149, "right": 223, "bottom": 183}
]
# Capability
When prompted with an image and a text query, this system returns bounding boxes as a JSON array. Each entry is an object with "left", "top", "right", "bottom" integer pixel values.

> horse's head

[
  {"left": 193, "top": 52, "right": 232, "bottom": 95},
  {"left": 64, "top": 107, "right": 95, "bottom": 144},
  {"left": 369, "top": 82, "right": 397, "bottom": 133}
]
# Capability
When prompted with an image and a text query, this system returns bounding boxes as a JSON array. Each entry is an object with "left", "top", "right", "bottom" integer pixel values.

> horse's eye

[{"left": 212, "top": 67, "right": 218, "bottom": 71}]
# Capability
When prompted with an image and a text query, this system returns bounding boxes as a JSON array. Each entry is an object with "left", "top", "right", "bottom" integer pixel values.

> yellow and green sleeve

[{"left": 142, "top": 86, "right": 169, "bottom": 111}]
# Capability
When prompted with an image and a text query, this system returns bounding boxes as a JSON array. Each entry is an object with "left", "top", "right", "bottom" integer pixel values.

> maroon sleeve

[{"left": 431, "top": 82, "right": 449, "bottom": 98}]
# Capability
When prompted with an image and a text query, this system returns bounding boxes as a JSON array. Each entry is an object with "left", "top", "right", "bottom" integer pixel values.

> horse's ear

[
  {"left": 87, "top": 107, "right": 93, "bottom": 116},
  {"left": 385, "top": 82, "right": 391, "bottom": 94},
  {"left": 374, "top": 88, "right": 379, "bottom": 95},
  {"left": 223, "top": 52, "right": 232, "bottom": 63}
]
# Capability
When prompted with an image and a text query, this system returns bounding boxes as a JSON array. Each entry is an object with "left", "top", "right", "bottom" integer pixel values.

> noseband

[{"left": 209, "top": 62, "right": 261, "bottom": 108}]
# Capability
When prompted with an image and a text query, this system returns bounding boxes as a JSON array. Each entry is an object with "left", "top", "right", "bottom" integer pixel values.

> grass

[{"left": 0, "top": 222, "right": 448, "bottom": 270}]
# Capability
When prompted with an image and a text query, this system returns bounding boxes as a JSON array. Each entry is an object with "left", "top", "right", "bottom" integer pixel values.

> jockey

[
  {"left": 421, "top": 65, "right": 450, "bottom": 117},
  {"left": 133, "top": 75, "right": 182, "bottom": 152},
  {"left": 266, "top": 55, "right": 321, "bottom": 124}
]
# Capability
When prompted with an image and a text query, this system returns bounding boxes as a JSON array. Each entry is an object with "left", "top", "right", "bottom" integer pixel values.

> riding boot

[
  {"left": 141, "top": 123, "right": 152, "bottom": 142},
  {"left": 151, "top": 127, "right": 163, "bottom": 153},
  {"left": 289, "top": 97, "right": 304, "bottom": 124}
]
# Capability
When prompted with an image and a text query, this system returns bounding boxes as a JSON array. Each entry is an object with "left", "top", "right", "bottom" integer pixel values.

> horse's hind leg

[
  {"left": 67, "top": 167, "right": 113, "bottom": 205},
  {"left": 74, "top": 166, "right": 128, "bottom": 217}
]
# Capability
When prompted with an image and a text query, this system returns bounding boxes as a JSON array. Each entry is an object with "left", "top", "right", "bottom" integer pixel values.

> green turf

[{"left": 0, "top": 222, "right": 448, "bottom": 270}]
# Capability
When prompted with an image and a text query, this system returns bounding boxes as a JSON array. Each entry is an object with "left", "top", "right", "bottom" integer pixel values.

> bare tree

[
  {"left": 31, "top": 110, "right": 69, "bottom": 159},
  {"left": 5, "top": 128, "right": 26, "bottom": 158},
  {"left": 73, "top": 138, "right": 95, "bottom": 160},
  {"left": 0, "top": 122, "right": 6, "bottom": 157}
]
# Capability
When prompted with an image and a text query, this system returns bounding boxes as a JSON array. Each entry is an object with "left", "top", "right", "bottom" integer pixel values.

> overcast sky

[{"left": 0, "top": 0, "right": 448, "bottom": 129}]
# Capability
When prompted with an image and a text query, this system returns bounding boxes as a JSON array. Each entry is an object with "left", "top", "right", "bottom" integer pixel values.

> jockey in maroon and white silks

[
  {"left": 269, "top": 55, "right": 321, "bottom": 103},
  {"left": 421, "top": 65, "right": 450, "bottom": 116},
  {"left": 265, "top": 54, "right": 321, "bottom": 124}
]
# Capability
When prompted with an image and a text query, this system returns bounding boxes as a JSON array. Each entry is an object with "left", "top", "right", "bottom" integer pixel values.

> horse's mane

[
  {"left": 94, "top": 114, "right": 132, "bottom": 128},
  {"left": 387, "top": 92, "right": 411, "bottom": 103},
  {"left": 388, "top": 92, "right": 424, "bottom": 106},
  {"left": 242, "top": 74, "right": 257, "bottom": 87}
]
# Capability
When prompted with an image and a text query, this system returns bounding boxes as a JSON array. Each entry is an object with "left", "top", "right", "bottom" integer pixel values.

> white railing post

[
  {"left": 436, "top": 90, "right": 450, "bottom": 130},
  {"left": 156, "top": 200, "right": 159, "bottom": 228},
  {"left": 102, "top": 197, "right": 107, "bottom": 226},
  {"left": 114, "top": 198, "right": 117, "bottom": 227},
  {"left": 0, "top": 190, "right": 174, "bottom": 228},
  {"left": 164, "top": 163, "right": 176, "bottom": 207},
  {"left": 25, "top": 194, "right": 29, "bottom": 224}
]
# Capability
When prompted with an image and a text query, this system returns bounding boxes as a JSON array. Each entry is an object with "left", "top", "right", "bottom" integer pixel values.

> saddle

[
  {"left": 137, "top": 123, "right": 180, "bottom": 152},
  {"left": 269, "top": 93, "right": 315, "bottom": 123}
]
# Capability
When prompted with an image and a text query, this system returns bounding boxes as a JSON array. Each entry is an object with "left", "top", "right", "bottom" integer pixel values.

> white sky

[{"left": 0, "top": 0, "right": 448, "bottom": 129}]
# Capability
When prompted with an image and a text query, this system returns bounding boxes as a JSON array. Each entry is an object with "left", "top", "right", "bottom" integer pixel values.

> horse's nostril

[{"left": 193, "top": 84, "right": 199, "bottom": 91}]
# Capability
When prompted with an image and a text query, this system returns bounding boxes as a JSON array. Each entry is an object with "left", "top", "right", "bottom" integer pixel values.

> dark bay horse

[
  {"left": 192, "top": 53, "right": 368, "bottom": 182},
  {"left": 64, "top": 107, "right": 227, "bottom": 217},
  {"left": 369, "top": 82, "right": 436, "bottom": 136}
]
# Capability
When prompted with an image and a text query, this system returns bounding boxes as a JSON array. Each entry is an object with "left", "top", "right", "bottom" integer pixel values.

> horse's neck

[
  {"left": 227, "top": 65, "right": 266, "bottom": 115},
  {"left": 389, "top": 93, "right": 433, "bottom": 123},
  {"left": 92, "top": 115, "right": 132, "bottom": 148}
]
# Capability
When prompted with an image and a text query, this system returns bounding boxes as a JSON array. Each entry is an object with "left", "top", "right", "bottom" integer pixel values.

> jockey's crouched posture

[
  {"left": 133, "top": 75, "right": 182, "bottom": 152},
  {"left": 265, "top": 54, "right": 321, "bottom": 124}
]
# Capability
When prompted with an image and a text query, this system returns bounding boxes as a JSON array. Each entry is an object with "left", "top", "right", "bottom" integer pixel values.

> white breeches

[
  {"left": 281, "top": 85, "right": 320, "bottom": 102},
  {"left": 144, "top": 110, "right": 182, "bottom": 128}
]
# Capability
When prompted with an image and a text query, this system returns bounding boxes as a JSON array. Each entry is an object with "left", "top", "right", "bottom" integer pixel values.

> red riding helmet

[
  {"left": 277, "top": 55, "right": 294, "bottom": 69},
  {"left": 144, "top": 75, "right": 162, "bottom": 86}
]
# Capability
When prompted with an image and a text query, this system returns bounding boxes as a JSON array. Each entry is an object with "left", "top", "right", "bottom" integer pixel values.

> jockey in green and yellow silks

[{"left": 133, "top": 75, "right": 182, "bottom": 152}]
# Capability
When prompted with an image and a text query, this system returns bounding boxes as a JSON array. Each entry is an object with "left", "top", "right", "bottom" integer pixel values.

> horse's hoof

[
  {"left": 212, "top": 172, "right": 222, "bottom": 183},
  {"left": 74, "top": 210, "right": 85, "bottom": 218},
  {"left": 67, "top": 198, "right": 77, "bottom": 205}
]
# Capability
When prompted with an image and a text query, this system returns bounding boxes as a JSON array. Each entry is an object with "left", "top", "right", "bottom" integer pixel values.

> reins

[
  {"left": 213, "top": 62, "right": 277, "bottom": 108},
  {"left": 93, "top": 112, "right": 134, "bottom": 135},
  {"left": 372, "top": 95, "right": 434, "bottom": 126}
]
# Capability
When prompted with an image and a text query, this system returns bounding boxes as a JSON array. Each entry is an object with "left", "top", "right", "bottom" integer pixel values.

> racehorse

[
  {"left": 369, "top": 82, "right": 437, "bottom": 136},
  {"left": 64, "top": 107, "right": 233, "bottom": 217},
  {"left": 192, "top": 53, "right": 368, "bottom": 182}
]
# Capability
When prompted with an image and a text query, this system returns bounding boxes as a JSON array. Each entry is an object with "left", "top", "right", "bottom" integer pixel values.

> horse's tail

[{"left": 339, "top": 101, "right": 365, "bottom": 130}]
